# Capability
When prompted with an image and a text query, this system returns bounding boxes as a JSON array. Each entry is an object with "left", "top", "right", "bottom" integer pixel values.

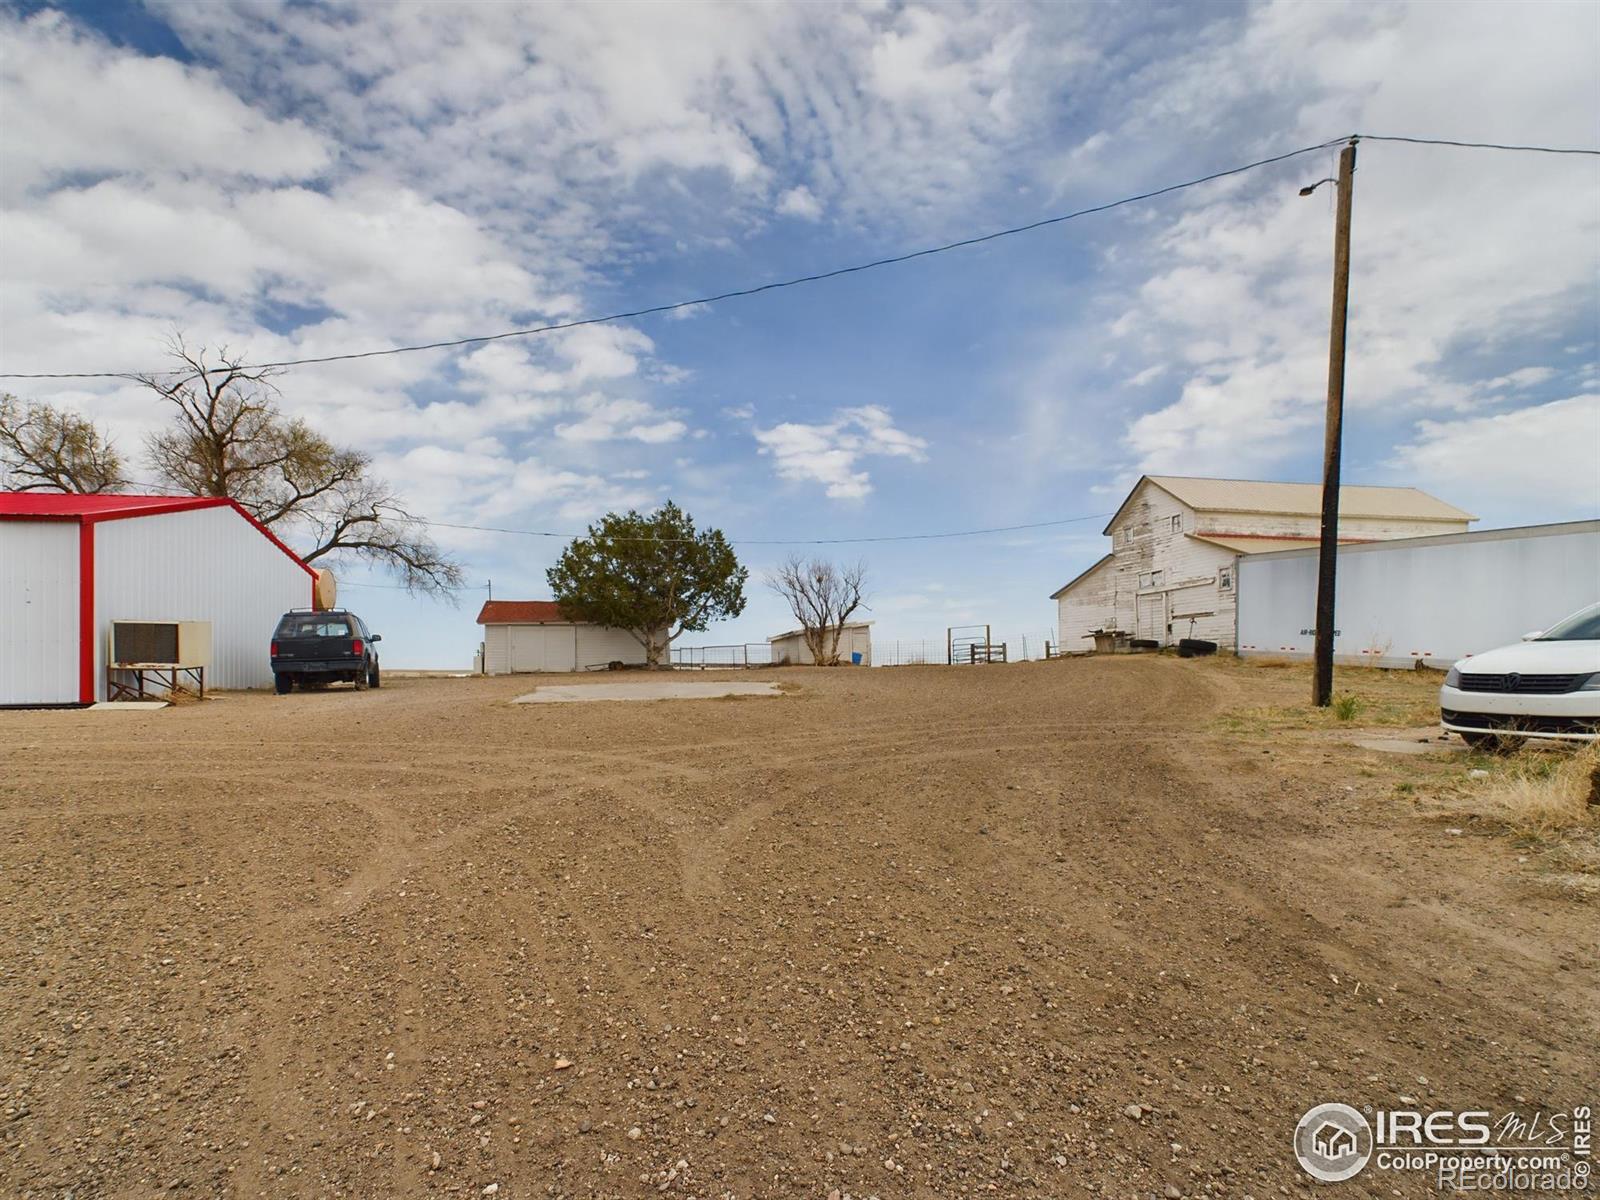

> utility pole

[{"left": 1308, "top": 138, "right": 1357, "bottom": 707}]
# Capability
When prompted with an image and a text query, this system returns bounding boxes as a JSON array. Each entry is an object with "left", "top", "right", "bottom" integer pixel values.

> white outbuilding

[
  {"left": 768, "top": 621, "right": 873, "bottom": 666},
  {"left": 476, "top": 600, "right": 646, "bottom": 673},
  {"left": 1, "top": 492, "right": 320, "bottom": 706}
]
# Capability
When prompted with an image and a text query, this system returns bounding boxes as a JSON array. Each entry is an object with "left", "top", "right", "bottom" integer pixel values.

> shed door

[
  {"left": 1136, "top": 593, "right": 1167, "bottom": 644},
  {"left": 0, "top": 523, "right": 80, "bottom": 704},
  {"left": 509, "top": 626, "right": 576, "bottom": 672}
]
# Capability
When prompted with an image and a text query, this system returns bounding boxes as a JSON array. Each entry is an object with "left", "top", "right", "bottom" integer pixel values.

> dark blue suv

[{"left": 270, "top": 609, "right": 381, "bottom": 693}]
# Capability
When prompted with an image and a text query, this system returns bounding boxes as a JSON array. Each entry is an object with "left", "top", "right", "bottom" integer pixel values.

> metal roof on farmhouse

[
  {"left": 1104, "top": 475, "right": 1476, "bottom": 533},
  {"left": 475, "top": 600, "right": 574, "bottom": 625}
]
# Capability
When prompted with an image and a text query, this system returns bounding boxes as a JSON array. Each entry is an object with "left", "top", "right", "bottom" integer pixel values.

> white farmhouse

[{"left": 1051, "top": 476, "right": 1475, "bottom": 651}]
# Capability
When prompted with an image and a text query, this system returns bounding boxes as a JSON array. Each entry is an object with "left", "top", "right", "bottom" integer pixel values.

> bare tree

[
  {"left": 766, "top": 556, "right": 868, "bottom": 665},
  {"left": 135, "top": 337, "right": 463, "bottom": 596},
  {"left": 0, "top": 394, "right": 125, "bottom": 493}
]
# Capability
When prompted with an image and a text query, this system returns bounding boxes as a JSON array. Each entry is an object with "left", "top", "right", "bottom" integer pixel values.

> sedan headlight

[
  {"left": 1582, "top": 672, "right": 1600, "bottom": 691},
  {"left": 1444, "top": 666, "right": 1461, "bottom": 688}
]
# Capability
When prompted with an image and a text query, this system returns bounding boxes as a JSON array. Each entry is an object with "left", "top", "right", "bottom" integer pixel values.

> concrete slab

[
  {"left": 513, "top": 680, "right": 782, "bottom": 704},
  {"left": 87, "top": 701, "right": 169, "bottom": 711}
]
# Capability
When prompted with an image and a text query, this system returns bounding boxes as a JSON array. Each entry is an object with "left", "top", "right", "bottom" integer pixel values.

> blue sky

[{"left": 2, "top": 1, "right": 1596, "bottom": 667}]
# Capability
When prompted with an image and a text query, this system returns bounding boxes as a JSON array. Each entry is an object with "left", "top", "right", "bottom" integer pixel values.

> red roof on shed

[{"left": 476, "top": 600, "right": 575, "bottom": 625}]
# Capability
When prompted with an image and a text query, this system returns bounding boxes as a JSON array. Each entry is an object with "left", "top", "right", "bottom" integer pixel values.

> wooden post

[{"left": 1314, "top": 139, "right": 1357, "bottom": 707}]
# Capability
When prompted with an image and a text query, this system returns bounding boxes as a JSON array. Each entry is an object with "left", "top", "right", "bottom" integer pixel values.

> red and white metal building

[{"left": 0, "top": 493, "right": 318, "bottom": 705}]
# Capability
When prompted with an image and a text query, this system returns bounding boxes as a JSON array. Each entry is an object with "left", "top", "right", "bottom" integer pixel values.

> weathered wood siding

[{"left": 1056, "top": 557, "right": 1118, "bottom": 650}]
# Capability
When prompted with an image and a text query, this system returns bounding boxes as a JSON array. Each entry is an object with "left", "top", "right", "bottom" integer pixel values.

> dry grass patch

[
  {"left": 1211, "top": 657, "right": 1443, "bottom": 734},
  {"left": 1435, "top": 744, "right": 1600, "bottom": 899},
  {"left": 1454, "top": 744, "right": 1599, "bottom": 836}
]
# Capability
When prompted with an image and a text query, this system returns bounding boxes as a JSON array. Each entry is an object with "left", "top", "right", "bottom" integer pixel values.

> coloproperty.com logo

[{"left": 1294, "top": 1102, "right": 1593, "bottom": 1192}]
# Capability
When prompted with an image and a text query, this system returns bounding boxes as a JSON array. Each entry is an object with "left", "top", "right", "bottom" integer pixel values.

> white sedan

[{"left": 1440, "top": 603, "right": 1600, "bottom": 747}]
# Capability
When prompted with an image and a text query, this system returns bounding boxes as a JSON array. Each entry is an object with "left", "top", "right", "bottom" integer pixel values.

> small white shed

[
  {"left": 476, "top": 600, "right": 646, "bottom": 673},
  {"left": 0, "top": 492, "right": 319, "bottom": 705},
  {"left": 768, "top": 621, "right": 873, "bottom": 666}
]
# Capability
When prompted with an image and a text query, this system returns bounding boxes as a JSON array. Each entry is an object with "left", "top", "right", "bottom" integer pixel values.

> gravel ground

[{"left": 1, "top": 657, "right": 1593, "bottom": 1199}]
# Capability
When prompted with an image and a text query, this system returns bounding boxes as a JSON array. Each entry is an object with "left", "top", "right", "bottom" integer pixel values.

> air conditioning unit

[{"left": 108, "top": 620, "right": 212, "bottom": 668}]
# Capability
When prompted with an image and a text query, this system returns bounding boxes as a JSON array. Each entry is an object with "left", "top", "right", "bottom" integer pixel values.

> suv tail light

[
  {"left": 351, "top": 639, "right": 364, "bottom": 657},
  {"left": 271, "top": 640, "right": 279, "bottom": 657}
]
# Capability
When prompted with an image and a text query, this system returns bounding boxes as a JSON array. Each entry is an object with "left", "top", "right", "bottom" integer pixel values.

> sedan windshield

[{"left": 1536, "top": 605, "right": 1600, "bottom": 641}]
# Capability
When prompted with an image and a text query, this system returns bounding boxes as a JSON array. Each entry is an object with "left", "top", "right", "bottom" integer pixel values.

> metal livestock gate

[{"left": 1236, "top": 520, "right": 1599, "bottom": 669}]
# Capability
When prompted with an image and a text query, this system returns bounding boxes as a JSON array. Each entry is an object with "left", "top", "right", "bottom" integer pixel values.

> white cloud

[
  {"left": 556, "top": 394, "right": 687, "bottom": 444},
  {"left": 776, "top": 186, "right": 823, "bottom": 220},
  {"left": 1391, "top": 395, "right": 1600, "bottom": 516},
  {"left": 1482, "top": 366, "right": 1557, "bottom": 393},
  {"left": 0, "top": 11, "right": 329, "bottom": 202},
  {"left": 753, "top": 405, "right": 927, "bottom": 499},
  {"left": 1084, "top": 1, "right": 1599, "bottom": 480}
]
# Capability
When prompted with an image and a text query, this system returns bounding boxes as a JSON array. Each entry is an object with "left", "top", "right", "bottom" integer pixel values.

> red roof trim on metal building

[{"left": 0, "top": 493, "right": 316, "bottom": 580}]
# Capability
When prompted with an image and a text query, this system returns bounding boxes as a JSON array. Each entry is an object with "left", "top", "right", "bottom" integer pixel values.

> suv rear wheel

[
  {"left": 274, "top": 673, "right": 293, "bottom": 695},
  {"left": 353, "top": 661, "right": 370, "bottom": 691}
]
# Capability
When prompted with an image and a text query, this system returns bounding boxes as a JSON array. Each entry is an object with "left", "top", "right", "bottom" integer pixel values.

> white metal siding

[
  {"left": 1237, "top": 522, "right": 1600, "bottom": 667},
  {"left": 575, "top": 625, "right": 646, "bottom": 669},
  {"left": 0, "top": 522, "right": 78, "bottom": 704},
  {"left": 93, "top": 507, "right": 313, "bottom": 697}
]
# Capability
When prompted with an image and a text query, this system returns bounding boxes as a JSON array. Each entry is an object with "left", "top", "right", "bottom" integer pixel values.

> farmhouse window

[
  {"left": 1219, "top": 566, "right": 1233, "bottom": 592},
  {"left": 1170, "top": 514, "right": 1182, "bottom": 532}
]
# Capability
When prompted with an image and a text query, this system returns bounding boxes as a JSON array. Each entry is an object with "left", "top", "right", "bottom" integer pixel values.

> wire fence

[
  {"left": 671, "top": 629, "right": 1062, "bottom": 668},
  {"left": 669, "top": 643, "right": 775, "bottom": 669},
  {"left": 874, "top": 630, "right": 1060, "bottom": 667}
]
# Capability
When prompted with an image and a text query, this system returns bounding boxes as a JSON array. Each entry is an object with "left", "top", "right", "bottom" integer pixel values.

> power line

[
  {"left": 0, "top": 137, "right": 1356, "bottom": 381},
  {"left": 406, "top": 509, "right": 1114, "bottom": 546},
  {"left": 3, "top": 132, "right": 1595, "bottom": 383},
  {"left": 114, "top": 475, "right": 1111, "bottom": 546},
  {"left": 1356, "top": 133, "right": 1600, "bottom": 157}
]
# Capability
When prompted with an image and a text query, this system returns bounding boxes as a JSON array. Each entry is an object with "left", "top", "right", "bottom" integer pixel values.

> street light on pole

[{"left": 1301, "top": 137, "right": 1358, "bottom": 707}]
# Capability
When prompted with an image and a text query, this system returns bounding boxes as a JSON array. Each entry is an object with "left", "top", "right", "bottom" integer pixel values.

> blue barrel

[{"left": 850, "top": 651, "right": 863, "bottom": 665}]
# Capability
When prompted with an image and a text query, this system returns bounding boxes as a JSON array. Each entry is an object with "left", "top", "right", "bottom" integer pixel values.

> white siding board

[
  {"left": 93, "top": 506, "right": 313, "bottom": 697},
  {"left": 484, "top": 624, "right": 510, "bottom": 676},
  {"left": 1056, "top": 557, "right": 1117, "bottom": 651},
  {"left": 0, "top": 522, "right": 78, "bottom": 705}
]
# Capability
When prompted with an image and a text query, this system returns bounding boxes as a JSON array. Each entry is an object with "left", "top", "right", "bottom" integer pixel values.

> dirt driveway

[{"left": 1, "top": 658, "right": 1594, "bottom": 1198}]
